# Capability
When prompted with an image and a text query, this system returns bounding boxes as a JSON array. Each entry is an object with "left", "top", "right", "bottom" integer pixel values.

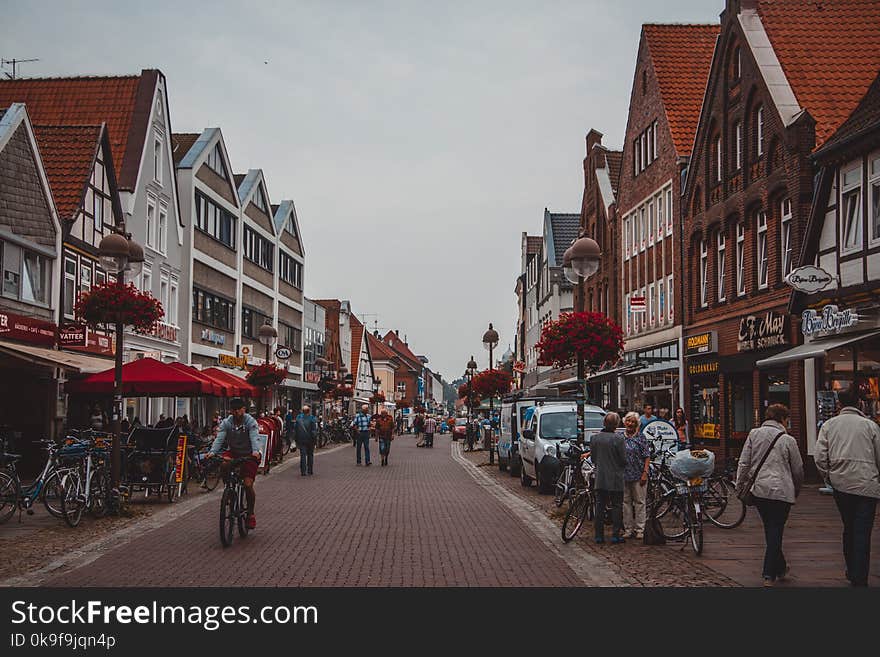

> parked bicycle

[
  {"left": 181, "top": 437, "right": 222, "bottom": 494},
  {"left": 58, "top": 436, "right": 112, "bottom": 528},
  {"left": 216, "top": 455, "right": 258, "bottom": 548},
  {"left": 0, "top": 437, "right": 79, "bottom": 524},
  {"left": 561, "top": 443, "right": 596, "bottom": 543},
  {"left": 656, "top": 474, "right": 707, "bottom": 555}
]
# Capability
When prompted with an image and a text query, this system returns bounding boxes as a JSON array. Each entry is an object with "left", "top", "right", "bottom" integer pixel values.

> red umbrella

[
  {"left": 201, "top": 368, "right": 259, "bottom": 398},
  {"left": 165, "top": 362, "right": 224, "bottom": 396},
  {"left": 65, "top": 358, "right": 215, "bottom": 397},
  {"left": 196, "top": 368, "right": 240, "bottom": 397}
]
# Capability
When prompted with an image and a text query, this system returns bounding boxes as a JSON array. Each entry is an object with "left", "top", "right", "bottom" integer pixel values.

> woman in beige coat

[{"left": 736, "top": 403, "right": 804, "bottom": 586}]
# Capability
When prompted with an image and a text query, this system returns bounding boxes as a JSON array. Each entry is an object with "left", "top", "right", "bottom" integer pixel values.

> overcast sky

[{"left": 4, "top": 0, "right": 721, "bottom": 381}]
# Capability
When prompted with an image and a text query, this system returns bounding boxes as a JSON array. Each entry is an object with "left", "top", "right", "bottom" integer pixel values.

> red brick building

[
  {"left": 381, "top": 330, "right": 423, "bottom": 409},
  {"left": 616, "top": 23, "right": 718, "bottom": 413},
  {"left": 681, "top": 0, "right": 880, "bottom": 463}
]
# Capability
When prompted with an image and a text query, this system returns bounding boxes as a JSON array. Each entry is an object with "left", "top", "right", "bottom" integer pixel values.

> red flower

[
  {"left": 535, "top": 311, "right": 624, "bottom": 371},
  {"left": 74, "top": 282, "right": 163, "bottom": 332},
  {"left": 246, "top": 362, "right": 286, "bottom": 387}
]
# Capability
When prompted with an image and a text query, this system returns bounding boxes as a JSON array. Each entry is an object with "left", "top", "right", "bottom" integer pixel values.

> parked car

[
  {"left": 519, "top": 402, "right": 606, "bottom": 494},
  {"left": 498, "top": 395, "right": 563, "bottom": 477},
  {"left": 452, "top": 417, "right": 468, "bottom": 441}
]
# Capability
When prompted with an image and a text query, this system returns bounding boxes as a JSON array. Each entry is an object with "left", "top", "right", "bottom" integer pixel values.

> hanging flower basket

[
  {"left": 472, "top": 369, "right": 513, "bottom": 398},
  {"left": 395, "top": 399, "right": 411, "bottom": 409},
  {"left": 535, "top": 311, "right": 624, "bottom": 371},
  {"left": 246, "top": 362, "right": 286, "bottom": 387},
  {"left": 74, "top": 282, "right": 163, "bottom": 332},
  {"left": 457, "top": 382, "right": 481, "bottom": 408},
  {"left": 369, "top": 391, "right": 386, "bottom": 404},
  {"left": 332, "top": 385, "right": 354, "bottom": 400}
]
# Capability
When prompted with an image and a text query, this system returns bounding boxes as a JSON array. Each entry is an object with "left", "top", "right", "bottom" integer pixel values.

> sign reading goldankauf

[{"left": 785, "top": 265, "right": 834, "bottom": 294}]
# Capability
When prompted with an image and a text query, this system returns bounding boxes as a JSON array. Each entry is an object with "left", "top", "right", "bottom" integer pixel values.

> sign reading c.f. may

[{"left": 785, "top": 265, "right": 834, "bottom": 294}]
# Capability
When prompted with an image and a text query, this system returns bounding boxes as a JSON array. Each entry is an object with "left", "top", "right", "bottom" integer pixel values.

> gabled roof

[
  {"left": 605, "top": 151, "right": 622, "bottom": 196},
  {"left": 816, "top": 69, "right": 880, "bottom": 158},
  {"left": 367, "top": 332, "right": 400, "bottom": 363},
  {"left": 171, "top": 132, "right": 199, "bottom": 166},
  {"left": 273, "top": 199, "right": 303, "bottom": 245},
  {"left": 233, "top": 173, "right": 245, "bottom": 187},
  {"left": 32, "top": 124, "right": 103, "bottom": 221},
  {"left": 753, "top": 0, "right": 880, "bottom": 149},
  {"left": 643, "top": 24, "right": 720, "bottom": 157},
  {"left": 0, "top": 71, "right": 160, "bottom": 190},
  {"left": 526, "top": 235, "right": 542, "bottom": 255},
  {"left": 543, "top": 210, "right": 580, "bottom": 268},
  {"left": 382, "top": 331, "right": 421, "bottom": 371},
  {"left": 349, "top": 315, "right": 365, "bottom": 380}
]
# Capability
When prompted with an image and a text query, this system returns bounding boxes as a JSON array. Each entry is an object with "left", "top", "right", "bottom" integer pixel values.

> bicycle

[
  {"left": 553, "top": 439, "right": 581, "bottom": 508},
  {"left": 561, "top": 443, "right": 595, "bottom": 543},
  {"left": 216, "top": 455, "right": 258, "bottom": 548},
  {"left": 656, "top": 476, "right": 707, "bottom": 555},
  {"left": 181, "top": 439, "right": 222, "bottom": 494},
  {"left": 0, "top": 438, "right": 76, "bottom": 524},
  {"left": 58, "top": 437, "right": 112, "bottom": 528},
  {"left": 702, "top": 459, "right": 746, "bottom": 529}
]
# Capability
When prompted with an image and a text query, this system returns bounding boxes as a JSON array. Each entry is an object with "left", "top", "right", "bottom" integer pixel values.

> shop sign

[
  {"left": 685, "top": 331, "right": 716, "bottom": 356},
  {"left": 630, "top": 296, "right": 646, "bottom": 313},
  {"left": 58, "top": 323, "right": 87, "bottom": 347},
  {"left": 785, "top": 265, "right": 834, "bottom": 294},
  {"left": 0, "top": 311, "right": 56, "bottom": 346},
  {"left": 304, "top": 371, "right": 321, "bottom": 383},
  {"left": 174, "top": 434, "right": 187, "bottom": 484},
  {"left": 200, "top": 328, "right": 226, "bottom": 346},
  {"left": 137, "top": 321, "right": 179, "bottom": 343},
  {"left": 737, "top": 311, "right": 787, "bottom": 352},
  {"left": 275, "top": 345, "right": 292, "bottom": 360},
  {"left": 687, "top": 360, "right": 719, "bottom": 376},
  {"left": 65, "top": 329, "right": 115, "bottom": 356},
  {"left": 801, "top": 304, "right": 859, "bottom": 337},
  {"left": 218, "top": 353, "right": 247, "bottom": 369},
  {"left": 642, "top": 419, "right": 678, "bottom": 450}
]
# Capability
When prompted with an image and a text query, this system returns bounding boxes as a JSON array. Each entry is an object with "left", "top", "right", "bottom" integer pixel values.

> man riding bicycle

[{"left": 207, "top": 398, "right": 262, "bottom": 529}]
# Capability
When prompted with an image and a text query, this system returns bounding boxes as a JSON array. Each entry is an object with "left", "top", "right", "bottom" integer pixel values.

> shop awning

[
  {"left": 166, "top": 362, "right": 226, "bottom": 396},
  {"left": 282, "top": 378, "right": 319, "bottom": 391},
  {"left": 201, "top": 367, "right": 259, "bottom": 397},
  {"left": 196, "top": 368, "right": 241, "bottom": 397},
  {"left": 0, "top": 339, "right": 112, "bottom": 373},
  {"left": 756, "top": 330, "right": 880, "bottom": 369},
  {"left": 65, "top": 357, "right": 217, "bottom": 397}
]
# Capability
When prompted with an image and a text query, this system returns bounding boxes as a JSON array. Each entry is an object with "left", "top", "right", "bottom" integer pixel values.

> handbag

[{"left": 735, "top": 430, "right": 785, "bottom": 506}]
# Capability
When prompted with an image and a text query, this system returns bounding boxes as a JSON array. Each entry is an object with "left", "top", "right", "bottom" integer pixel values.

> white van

[{"left": 518, "top": 402, "right": 606, "bottom": 493}]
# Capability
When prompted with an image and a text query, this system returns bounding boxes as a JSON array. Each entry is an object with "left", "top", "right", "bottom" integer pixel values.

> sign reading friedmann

[{"left": 737, "top": 311, "right": 787, "bottom": 352}]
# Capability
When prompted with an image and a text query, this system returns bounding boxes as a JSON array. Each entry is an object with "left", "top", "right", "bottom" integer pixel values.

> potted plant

[{"left": 74, "top": 282, "right": 163, "bottom": 332}]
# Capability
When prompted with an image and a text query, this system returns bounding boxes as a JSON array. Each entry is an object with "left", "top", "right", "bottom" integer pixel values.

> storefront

[{"left": 621, "top": 341, "right": 681, "bottom": 412}]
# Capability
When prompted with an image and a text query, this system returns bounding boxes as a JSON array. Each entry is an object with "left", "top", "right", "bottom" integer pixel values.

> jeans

[
  {"left": 594, "top": 489, "right": 623, "bottom": 540},
  {"left": 378, "top": 438, "right": 392, "bottom": 456},
  {"left": 297, "top": 442, "right": 314, "bottom": 475},
  {"left": 356, "top": 431, "right": 371, "bottom": 464},
  {"left": 425, "top": 432, "right": 434, "bottom": 447},
  {"left": 833, "top": 490, "right": 877, "bottom": 586},
  {"left": 753, "top": 497, "right": 792, "bottom": 580}
]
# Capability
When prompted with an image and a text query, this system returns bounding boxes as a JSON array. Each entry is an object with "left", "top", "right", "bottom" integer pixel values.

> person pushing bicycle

[{"left": 207, "top": 398, "right": 262, "bottom": 529}]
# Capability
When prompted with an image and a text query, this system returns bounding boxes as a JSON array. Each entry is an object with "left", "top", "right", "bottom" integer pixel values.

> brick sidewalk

[{"left": 39, "top": 434, "right": 594, "bottom": 587}]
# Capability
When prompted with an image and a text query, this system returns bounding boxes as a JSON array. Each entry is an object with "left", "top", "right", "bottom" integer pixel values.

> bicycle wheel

[
  {"left": 562, "top": 492, "right": 589, "bottom": 543},
  {"left": 41, "top": 470, "right": 66, "bottom": 518},
  {"left": 585, "top": 490, "right": 595, "bottom": 521},
  {"left": 705, "top": 477, "right": 746, "bottom": 529},
  {"left": 219, "top": 487, "right": 236, "bottom": 547},
  {"left": 658, "top": 495, "right": 688, "bottom": 540},
  {"left": 60, "top": 469, "right": 85, "bottom": 528},
  {"left": 166, "top": 458, "right": 178, "bottom": 503},
  {"left": 203, "top": 458, "right": 221, "bottom": 492},
  {"left": 554, "top": 466, "right": 571, "bottom": 508},
  {"left": 689, "top": 495, "right": 704, "bottom": 555},
  {"left": 0, "top": 469, "right": 21, "bottom": 524},
  {"left": 237, "top": 484, "right": 250, "bottom": 538},
  {"left": 653, "top": 479, "right": 677, "bottom": 519},
  {"left": 89, "top": 468, "right": 110, "bottom": 518}
]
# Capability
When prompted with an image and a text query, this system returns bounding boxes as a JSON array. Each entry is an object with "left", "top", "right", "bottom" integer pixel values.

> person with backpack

[
  {"left": 735, "top": 403, "right": 803, "bottom": 586},
  {"left": 294, "top": 405, "right": 318, "bottom": 476}
]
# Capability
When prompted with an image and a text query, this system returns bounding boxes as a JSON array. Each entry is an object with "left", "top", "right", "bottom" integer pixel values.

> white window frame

[
  {"left": 656, "top": 193, "right": 664, "bottom": 242},
  {"left": 641, "top": 287, "right": 647, "bottom": 329},
  {"left": 158, "top": 204, "right": 168, "bottom": 255},
  {"left": 841, "top": 165, "right": 862, "bottom": 254},
  {"left": 653, "top": 120, "right": 658, "bottom": 162},
  {"left": 169, "top": 275, "right": 179, "bottom": 326},
  {"left": 63, "top": 256, "right": 77, "bottom": 319},
  {"left": 757, "top": 211, "right": 768, "bottom": 289},
  {"left": 623, "top": 217, "right": 630, "bottom": 260},
  {"left": 153, "top": 134, "right": 163, "bottom": 185},
  {"left": 658, "top": 278, "right": 665, "bottom": 325},
  {"left": 756, "top": 106, "right": 764, "bottom": 157},
  {"left": 159, "top": 271, "right": 169, "bottom": 318},
  {"left": 715, "top": 135, "right": 722, "bottom": 183},
  {"left": 639, "top": 207, "right": 646, "bottom": 252},
  {"left": 142, "top": 261, "right": 152, "bottom": 295},
  {"left": 641, "top": 134, "right": 647, "bottom": 172},
  {"left": 667, "top": 274, "right": 673, "bottom": 322},
  {"left": 647, "top": 124, "right": 654, "bottom": 163},
  {"left": 717, "top": 231, "right": 726, "bottom": 302},
  {"left": 735, "top": 121, "right": 743, "bottom": 170},
  {"left": 870, "top": 152, "right": 880, "bottom": 246},
  {"left": 665, "top": 188, "right": 673, "bottom": 236},
  {"left": 780, "top": 197, "right": 793, "bottom": 276},
  {"left": 736, "top": 222, "right": 746, "bottom": 296},
  {"left": 146, "top": 199, "right": 156, "bottom": 249},
  {"left": 631, "top": 213, "right": 638, "bottom": 256},
  {"left": 700, "top": 239, "right": 708, "bottom": 307},
  {"left": 648, "top": 200, "right": 655, "bottom": 243},
  {"left": 648, "top": 282, "right": 656, "bottom": 327}
]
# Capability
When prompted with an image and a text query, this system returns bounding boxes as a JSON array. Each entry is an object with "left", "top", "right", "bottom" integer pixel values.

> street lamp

[
  {"left": 465, "top": 356, "right": 477, "bottom": 449},
  {"left": 482, "top": 323, "right": 499, "bottom": 464},
  {"left": 339, "top": 364, "right": 349, "bottom": 415},
  {"left": 98, "top": 228, "right": 144, "bottom": 492},
  {"left": 372, "top": 376, "right": 381, "bottom": 415},
  {"left": 563, "top": 235, "right": 602, "bottom": 445},
  {"left": 258, "top": 319, "right": 278, "bottom": 411}
]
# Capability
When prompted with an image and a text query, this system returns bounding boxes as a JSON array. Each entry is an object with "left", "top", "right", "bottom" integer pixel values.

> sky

[{"left": 3, "top": 0, "right": 721, "bottom": 382}]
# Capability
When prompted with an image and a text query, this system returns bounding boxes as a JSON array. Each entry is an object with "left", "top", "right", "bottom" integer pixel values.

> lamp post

[
  {"left": 339, "top": 364, "right": 349, "bottom": 416},
  {"left": 258, "top": 319, "right": 278, "bottom": 412},
  {"left": 372, "top": 376, "right": 381, "bottom": 415},
  {"left": 466, "top": 356, "right": 477, "bottom": 449},
  {"left": 98, "top": 228, "right": 143, "bottom": 491},
  {"left": 315, "top": 356, "right": 329, "bottom": 418},
  {"left": 562, "top": 235, "right": 602, "bottom": 445},
  {"left": 482, "top": 323, "right": 499, "bottom": 464}
]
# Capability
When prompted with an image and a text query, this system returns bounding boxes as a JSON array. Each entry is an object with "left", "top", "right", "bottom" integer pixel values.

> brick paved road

[{"left": 43, "top": 435, "right": 605, "bottom": 587}]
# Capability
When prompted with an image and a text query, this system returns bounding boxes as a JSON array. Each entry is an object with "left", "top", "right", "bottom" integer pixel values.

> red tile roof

[
  {"left": 757, "top": 0, "right": 880, "bottom": 148},
  {"left": 643, "top": 24, "right": 720, "bottom": 157},
  {"left": 172, "top": 132, "right": 199, "bottom": 166},
  {"left": 382, "top": 331, "right": 421, "bottom": 371},
  {"left": 526, "top": 236, "right": 542, "bottom": 254},
  {"left": 604, "top": 150, "right": 623, "bottom": 196},
  {"left": 32, "top": 124, "right": 102, "bottom": 221},
  {"left": 817, "top": 70, "right": 880, "bottom": 156},
  {"left": 349, "top": 314, "right": 365, "bottom": 380},
  {"left": 367, "top": 331, "right": 399, "bottom": 362},
  {"left": 0, "top": 72, "right": 159, "bottom": 190}
]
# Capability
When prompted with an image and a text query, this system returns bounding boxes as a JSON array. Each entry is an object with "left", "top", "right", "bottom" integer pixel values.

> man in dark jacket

[
  {"left": 591, "top": 412, "right": 627, "bottom": 544},
  {"left": 294, "top": 405, "right": 318, "bottom": 476}
]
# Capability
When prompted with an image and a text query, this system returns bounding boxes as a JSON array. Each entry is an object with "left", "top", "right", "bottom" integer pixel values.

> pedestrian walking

[
  {"left": 414, "top": 413, "right": 425, "bottom": 443},
  {"left": 294, "top": 405, "right": 318, "bottom": 476},
  {"left": 591, "top": 412, "right": 627, "bottom": 544},
  {"left": 622, "top": 412, "right": 650, "bottom": 540},
  {"left": 638, "top": 404, "right": 656, "bottom": 433},
  {"left": 284, "top": 407, "right": 296, "bottom": 452},
  {"left": 424, "top": 416, "right": 437, "bottom": 448},
  {"left": 374, "top": 408, "right": 395, "bottom": 466},
  {"left": 673, "top": 407, "right": 690, "bottom": 451},
  {"left": 351, "top": 404, "right": 372, "bottom": 466},
  {"left": 735, "top": 403, "right": 803, "bottom": 586},
  {"left": 814, "top": 388, "right": 880, "bottom": 587}
]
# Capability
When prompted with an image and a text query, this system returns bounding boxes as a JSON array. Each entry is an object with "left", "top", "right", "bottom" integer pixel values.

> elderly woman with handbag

[{"left": 735, "top": 403, "right": 804, "bottom": 586}]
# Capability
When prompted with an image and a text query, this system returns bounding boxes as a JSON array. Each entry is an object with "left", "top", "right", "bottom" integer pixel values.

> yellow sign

[
  {"left": 174, "top": 434, "right": 187, "bottom": 484},
  {"left": 687, "top": 360, "right": 719, "bottom": 376},
  {"left": 219, "top": 353, "right": 247, "bottom": 369}
]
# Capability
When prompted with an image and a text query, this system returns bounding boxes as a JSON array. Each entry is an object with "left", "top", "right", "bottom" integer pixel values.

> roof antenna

[{"left": 1, "top": 58, "right": 40, "bottom": 79}]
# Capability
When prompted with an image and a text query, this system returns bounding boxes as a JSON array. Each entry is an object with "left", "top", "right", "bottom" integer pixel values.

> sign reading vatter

[{"left": 785, "top": 265, "right": 834, "bottom": 294}]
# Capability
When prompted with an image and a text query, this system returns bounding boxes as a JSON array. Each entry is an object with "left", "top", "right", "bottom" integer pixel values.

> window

[
  {"left": 252, "top": 186, "right": 268, "bottom": 213},
  {"left": 666, "top": 188, "right": 673, "bottom": 235},
  {"left": 633, "top": 139, "right": 639, "bottom": 176},
  {"left": 641, "top": 134, "right": 647, "bottom": 171},
  {"left": 648, "top": 283, "right": 655, "bottom": 326},
  {"left": 194, "top": 192, "right": 236, "bottom": 248},
  {"left": 146, "top": 201, "right": 155, "bottom": 248},
  {"left": 632, "top": 212, "right": 639, "bottom": 255},
  {"left": 734, "top": 121, "right": 742, "bottom": 170},
  {"left": 640, "top": 207, "right": 646, "bottom": 251},
  {"left": 756, "top": 106, "right": 764, "bottom": 157},
  {"left": 667, "top": 274, "right": 673, "bottom": 321},
  {"left": 623, "top": 217, "right": 630, "bottom": 260},
  {"left": 169, "top": 276, "right": 178, "bottom": 326},
  {"left": 717, "top": 231, "right": 726, "bottom": 302},
  {"left": 647, "top": 124, "right": 654, "bottom": 163},
  {"left": 732, "top": 46, "right": 741, "bottom": 80},
  {"left": 279, "top": 251, "right": 303, "bottom": 288},
  {"left": 242, "top": 307, "right": 270, "bottom": 339},
  {"left": 280, "top": 323, "right": 302, "bottom": 352},
  {"left": 397, "top": 381, "right": 406, "bottom": 396},
  {"left": 284, "top": 217, "right": 297, "bottom": 238},
  {"left": 205, "top": 142, "right": 227, "bottom": 178},
  {"left": 142, "top": 261, "right": 152, "bottom": 295},
  {"left": 641, "top": 287, "right": 646, "bottom": 329},
  {"left": 736, "top": 222, "right": 746, "bottom": 296},
  {"left": 79, "top": 262, "right": 92, "bottom": 296},
  {"left": 64, "top": 256, "right": 77, "bottom": 318},
  {"left": 192, "top": 287, "right": 234, "bottom": 331},
  {"left": 243, "top": 226, "right": 274, "bottom": 271},
  {"left": 153, "top": 136, "right": 162, "bottom": 184},
  {"left": 1, "top": 242, "right": 49, "bottom": 305},
  {"left": 653, "top": 120, "right": 658, "bottom": 162},
  {"left": 658, "top": 279, "right": 665, "bottom": 324},
  {"left": 871, "top": 154, "right": 880, "bottom": 243},
  {"left": 842, "top": 166, "right": 862, "bottom": 251},
  {"left": 757, "top": 210, "right": 768, "bottom": 288},
  {"left": 715, "top": 135, "right": 722, "bottom": 183},
  {"left": 656, "top": 193, "right": 664, "bottom": 240},
  {"left": 648, "top": 201, "right": 655, "bottom": 243},
  {"left": 700, "top": 239, "right": 708, "bottom": 307},
  {"left": 780, "top": 198, "right": 793, "bottom": 276},
  {"left": 159, "top": 272, "right": 169, "bottom": 317},
  {"left": 158, "top": 206, "right": 167, "bottom": 254}
]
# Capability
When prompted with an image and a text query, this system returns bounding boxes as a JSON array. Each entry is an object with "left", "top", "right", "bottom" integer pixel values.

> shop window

[
  {"left": 691, "top": 383, "right": 719, "bottom": 441},
  {"left": 730, "top": 377, "right": 753, "bottom": 439}
]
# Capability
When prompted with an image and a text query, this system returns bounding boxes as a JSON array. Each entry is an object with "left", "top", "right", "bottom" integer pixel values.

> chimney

[
  {"left": 395, "top": 329, "right": 399, "bottom": 337},
  {"left": 373, "top": 330, "right": 380, "bottom": 338}
]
